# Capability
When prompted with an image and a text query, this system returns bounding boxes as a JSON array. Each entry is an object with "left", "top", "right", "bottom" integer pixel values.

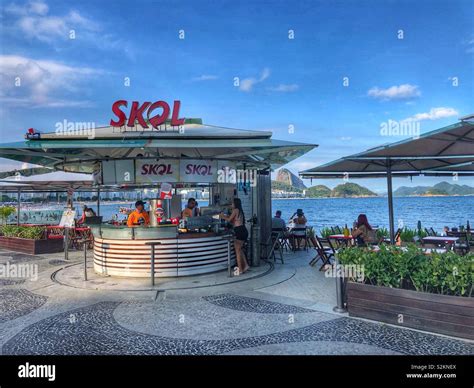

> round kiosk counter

[{"left": 91, "top": 225, "right": 236, "bottom": 277}]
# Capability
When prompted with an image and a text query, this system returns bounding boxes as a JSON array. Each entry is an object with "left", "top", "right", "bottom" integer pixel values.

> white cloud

[
  {"left": 3, "top": 1, "right": 136, "bottom": 56},
  {"left": 5, "top": 0, "right": 99, "bottom": 43},
  {"left": 368, "top": 84, "right": 421, "bottom": 101},
  {"left": 5, "top": 0, "right": 48, "bottom": 16},
  {"left": 191, "top": 74, "right": 218, "bottom": 81},
  {"left": 239, "top": 68, "right": 270, "bottom": 92},
  {"left": 402, "top": 107, "right": 459, "bottom": 122},
  {"left": 0, "top": 55, "right": 103, "bottom": 107},
  {"left": 267, "top": 83, "right": 299, "bottom": 92}
]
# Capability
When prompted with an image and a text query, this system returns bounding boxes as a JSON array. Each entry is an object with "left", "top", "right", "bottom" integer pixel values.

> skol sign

[
  {"left": 136, "top": 160, "right": 180, "bottom": 183},
  {"left": 110, "top": 100, "right": 185, "bottom": 129}
]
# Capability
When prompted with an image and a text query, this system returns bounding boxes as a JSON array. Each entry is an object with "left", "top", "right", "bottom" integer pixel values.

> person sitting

[
  {"left": 272, "top": 210, "right": 287, "bottom": 230},
  {"left": 77, "top": 205, "right": 96, "bottom": 225},
  {"left": 181, "top": 198, "right": 196, "bottom": 219},
  {"left": 291, "top": 209, "right": 307, "bottom": 225},
  {"left": 127, "top": 200, "right": 150, "bottom": 227},
  {"left": 352, "top": 214, "right": 374, "bottom": 246}
]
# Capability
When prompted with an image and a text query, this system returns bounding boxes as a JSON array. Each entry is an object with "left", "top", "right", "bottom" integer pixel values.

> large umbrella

[{"left": 300, "top": 119, "right": 474, "bottom": 243}]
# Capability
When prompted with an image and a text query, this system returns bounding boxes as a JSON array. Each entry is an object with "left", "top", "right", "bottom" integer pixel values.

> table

[
  {"left": 422, "top": 236, "right": 458, "bottom": 247},
  {"left": 422, "top": 236, "right": 459, "bottom": 251},
  {"left": 328, "top": 234, "right": 354, "bottom": 247}
]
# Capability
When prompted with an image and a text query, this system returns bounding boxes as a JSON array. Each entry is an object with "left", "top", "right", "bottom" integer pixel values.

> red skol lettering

[{"left": 110, "top": 100, "right": 185, "bottom": 128}]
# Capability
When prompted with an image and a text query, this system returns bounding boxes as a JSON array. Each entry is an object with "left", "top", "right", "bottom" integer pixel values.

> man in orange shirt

[{"left": 127, "top": 200, "right": 150, "bottom": 227}]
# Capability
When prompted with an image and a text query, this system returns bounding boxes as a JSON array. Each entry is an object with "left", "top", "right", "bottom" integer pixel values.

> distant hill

[
  {"left": 304, "top": 182, "right": 377, "bottom": 198},
  {"left": 394, "top": 182, "right": 474, "bottom": 197},
  {"left": 275, "top": 168, "right": 306, "bottom": 190},
  {"left": 306, "top": 185, "right": 332, "bottom": 197},
  {"left": 330, "top": 183, "right": 378, "bottom": 198}
]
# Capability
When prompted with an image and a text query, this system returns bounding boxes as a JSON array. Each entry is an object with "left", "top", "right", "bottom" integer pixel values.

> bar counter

[{"left": 90, "top": 224, "right": 236, "bottom": 278}]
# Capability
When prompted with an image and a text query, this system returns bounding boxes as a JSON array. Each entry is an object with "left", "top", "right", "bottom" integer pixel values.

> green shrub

[
  {"left": 0, "top": 206, "right": 16, "bottom": 225},
  {"left": 338, "top": 245, "right": 473, "bottom": 297},
  {"left": 320, "top": 227, "right": 333, "bottom": 238},
  {"left": 399, "top": 227, "right": 428, "bottom": 243},
  {"left": 0, "top": 225, "right": 45, "bottom": 240},
  {"left": 375, "top": 227, "right": 389, "bottom": 240}
]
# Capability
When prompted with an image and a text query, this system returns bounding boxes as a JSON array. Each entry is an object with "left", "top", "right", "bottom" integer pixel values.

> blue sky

[{"left": 0, "top": 0, "right": 473, "bottom": 192}]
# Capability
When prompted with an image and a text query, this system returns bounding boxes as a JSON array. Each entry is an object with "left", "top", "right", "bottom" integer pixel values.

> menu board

[{"left": 59, "top": 209, "right": 76, "bottom": 227}]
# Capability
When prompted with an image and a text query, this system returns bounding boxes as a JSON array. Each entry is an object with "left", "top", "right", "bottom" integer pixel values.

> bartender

[
  {"left": 181, "top": 198, "right": 197, "bottom": 218},
  {"left": 127, "top": 200, "right": 150, "bottom": 227}
]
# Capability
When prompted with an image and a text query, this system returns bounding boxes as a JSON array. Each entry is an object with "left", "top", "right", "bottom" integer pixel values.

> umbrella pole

[
  {"left": 97, "top": 188, "right": 100, "bottom": 216},
  {"left": 17, "top": 189, "right": 21, "bottom": 226},
  {"left": 386, "top": 160, "right": 395, "bottom": 244}
]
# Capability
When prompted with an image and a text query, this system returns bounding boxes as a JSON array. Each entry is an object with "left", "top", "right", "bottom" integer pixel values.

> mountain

[
  {"left": 330, "top": 183, "right": 377, "bottom": 197},
  {"left": 394, "top": 181, "right": 474, "bottom": 197},
  {"left": 305, "top": 184, "right": 332, "bottom": 197},
  {"left": 275, "top": 168, "right": 306, "bottom": 190},
  {"left": 271, "top": 180, "right": 303, "bottom": 193},
  {"left": 304, "top": 183, "right": 377, "bottom": 198}
]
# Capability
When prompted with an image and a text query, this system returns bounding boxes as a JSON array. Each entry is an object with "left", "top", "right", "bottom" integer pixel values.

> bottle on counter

[{"left": 343, "top": 224, "right": 350, "bottom": 237}]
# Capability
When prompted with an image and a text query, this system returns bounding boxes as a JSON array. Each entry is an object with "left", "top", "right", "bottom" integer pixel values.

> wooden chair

[
  {"left": 310, "top": 235, "right": 336, "bottom": 270},
  {"left": 272, "top": 228, "right": 291, "bottom": 251},
  {"left": 448, "top": 231, "right": 470, "bottom": 255},
  {"left": 290, "top": 226, "right": 309, "bottom": 251},
  {"left": 267, "top": 231, "right": 284, "bottom": 264},
  {"left": 383, "top": 228, "right": 401, "bottom": 244}
]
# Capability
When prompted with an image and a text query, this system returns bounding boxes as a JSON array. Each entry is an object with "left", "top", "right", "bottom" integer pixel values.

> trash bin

[{"left": 251, "top": 225, "right": 261, "bottom": 267}]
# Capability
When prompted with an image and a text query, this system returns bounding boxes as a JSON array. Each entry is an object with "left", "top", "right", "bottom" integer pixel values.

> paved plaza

[{"left": 0, "top": 247, "right": 472, "bottom": 355}]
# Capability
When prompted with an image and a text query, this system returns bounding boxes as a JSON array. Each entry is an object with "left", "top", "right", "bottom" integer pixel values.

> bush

[
  {"left": 0, "top": 206, "right": 16, "bottom": 225},
  {"left": 320, "top": 227, "right": 333, "bottom": 238},
  {"left": 0, "top": 225, "right": 45, "bottom": 240},
  {"left": 338, "top": 244, "right": 473, "bottom": 297},
  {"left": 399, "top": 227, "right": 428, "bottom": 243}
]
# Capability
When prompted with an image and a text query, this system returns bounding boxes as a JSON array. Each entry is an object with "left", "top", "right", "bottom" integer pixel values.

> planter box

[
  {"left": 0, "top": 236, "right": 63, "bottom": 255},
  {"left": 346, "top": 282, "right": 474, "bottom": 340}
]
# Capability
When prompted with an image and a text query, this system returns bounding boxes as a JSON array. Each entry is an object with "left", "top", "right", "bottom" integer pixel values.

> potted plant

[
  {"left": 0, "top": 225, "right": 63, "bottom": 254},
  {"left": 338, "top": 245, "right": 473, "bottom": 339}
]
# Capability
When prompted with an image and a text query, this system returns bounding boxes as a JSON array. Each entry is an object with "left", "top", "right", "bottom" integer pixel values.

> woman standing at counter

[{"left": 220, "top": 198, "right": 249, "bottom": 274}]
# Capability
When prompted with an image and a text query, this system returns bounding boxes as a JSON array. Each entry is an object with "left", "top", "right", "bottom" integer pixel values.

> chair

[
  {"left": 448, "top": 231, "right": 470, "bottom": 255},
  {"left": 272, "top": 228, "right": 291, "bottom": 251},
  {"left": 310, "top": 235, "right": 336, "bottom": 270},
  {"left": 383, "top": 228, "right": 401, "bottom": 244},
  {"left": 266, "top": 231, "right": 284, "bottom": 264},
  {"left": 290, "top": 226, "right": 309, "bottom": 251}
]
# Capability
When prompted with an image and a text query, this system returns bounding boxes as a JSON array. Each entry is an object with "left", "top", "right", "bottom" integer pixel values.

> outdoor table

[
  {"left": 422, "top": 236, "right": 458, "bottom": 248},
  {"left": 328, "top": 234, "right": 354, "bottom": 247}
]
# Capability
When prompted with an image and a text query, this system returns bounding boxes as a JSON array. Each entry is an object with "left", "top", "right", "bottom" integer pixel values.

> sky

[{"left": 0, "top": 0, "right": 473, "bottom": 192}]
